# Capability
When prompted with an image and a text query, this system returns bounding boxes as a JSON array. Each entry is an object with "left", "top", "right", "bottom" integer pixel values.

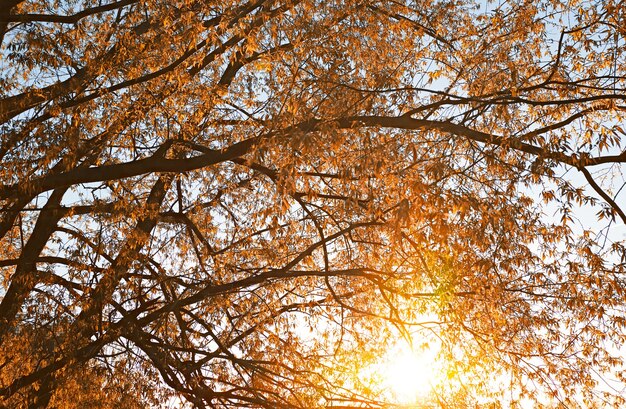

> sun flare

[{"left": 382, "top": 344, "right": 439, "bottom": 404}]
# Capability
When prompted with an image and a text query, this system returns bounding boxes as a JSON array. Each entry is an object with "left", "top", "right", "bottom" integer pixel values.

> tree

[{"left": 1, "top": 0, "right": 625, "bottom": 407}]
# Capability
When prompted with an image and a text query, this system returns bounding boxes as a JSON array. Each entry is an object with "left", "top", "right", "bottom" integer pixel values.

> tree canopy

[{"left": 1, "top": 0, "right": 626, "bottom": 407}]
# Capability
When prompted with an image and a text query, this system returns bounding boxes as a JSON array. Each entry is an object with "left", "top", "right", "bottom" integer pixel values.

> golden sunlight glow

[{"left": 381, "top": 343, "right": 439, "bottom": 404}]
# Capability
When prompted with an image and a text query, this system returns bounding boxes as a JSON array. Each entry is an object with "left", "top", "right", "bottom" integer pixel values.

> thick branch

[{"left": 0, "top": 189, "right": 68, "bottom": 344}]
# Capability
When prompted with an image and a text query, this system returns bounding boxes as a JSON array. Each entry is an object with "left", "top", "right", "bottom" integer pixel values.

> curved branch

[
  {"left": 578, "top": 166, "right": 626, "bottom": 224},
  {"left": 0, "top": 0, "right": 138, "bottom": 24}
]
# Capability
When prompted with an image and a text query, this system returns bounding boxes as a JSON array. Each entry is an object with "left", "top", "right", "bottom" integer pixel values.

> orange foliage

[{"left": 1, "top": 0, "right": 626, "bottom": 407}]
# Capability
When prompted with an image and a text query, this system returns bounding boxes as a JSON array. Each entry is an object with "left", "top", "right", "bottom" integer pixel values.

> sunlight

[{"left": 381, "top": 344, "right": 439, "bottom": 404}]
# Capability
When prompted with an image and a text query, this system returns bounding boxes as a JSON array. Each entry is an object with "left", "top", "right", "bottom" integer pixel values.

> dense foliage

[{"left": 1, "top": 0, "right": 626, "bottom": 407}]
